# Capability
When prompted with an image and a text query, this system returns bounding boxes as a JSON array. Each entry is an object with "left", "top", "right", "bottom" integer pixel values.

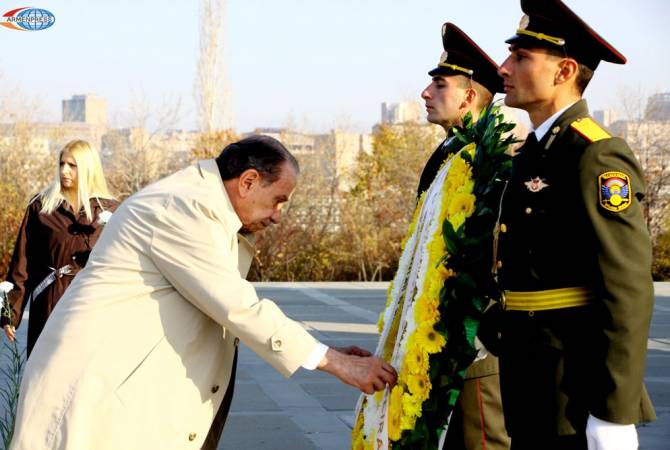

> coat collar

[{"left": 197, "top": 159, "right": 242, "bottom": 232}]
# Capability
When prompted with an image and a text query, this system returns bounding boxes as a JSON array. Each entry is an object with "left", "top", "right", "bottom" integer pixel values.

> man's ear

[
  {"left": 463, "top": 87, "right": 477, "bottom": 109},
  {"left": 237, "top": 168, "right": 261, "bottom": 198},
  {"left": 555, "top": 58, "right": 579, "bottom": 86}
]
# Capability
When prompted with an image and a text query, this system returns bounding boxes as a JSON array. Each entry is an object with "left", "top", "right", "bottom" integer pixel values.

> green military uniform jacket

[{"left": 495, "top": 100, "right": 655, "bottom": 437}]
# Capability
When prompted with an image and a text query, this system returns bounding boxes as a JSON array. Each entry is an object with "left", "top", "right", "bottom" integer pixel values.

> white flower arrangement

[
  {"left": 97, "top": 210, "right": 113, "bottom": 225},
  {"left": 0, "top": 281, "right": 14, "bottom": 316},
  {"left": 0, "top": 282, "right": 13, "bottom": 295},
  {"left": 0, "top": 282, "right": 13, "bottom": 309}
]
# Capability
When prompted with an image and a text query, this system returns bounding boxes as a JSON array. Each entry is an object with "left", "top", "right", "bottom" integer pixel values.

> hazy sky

[{"left": 1, "top": 0, "right": 668, "bottom": 132}]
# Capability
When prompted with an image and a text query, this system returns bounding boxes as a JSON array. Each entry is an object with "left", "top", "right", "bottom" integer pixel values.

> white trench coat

[{"left": 10, "top": 160, "right": 318, "bottom": 450}]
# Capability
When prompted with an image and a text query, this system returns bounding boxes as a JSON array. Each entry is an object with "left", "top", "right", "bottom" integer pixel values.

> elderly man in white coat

[{"left": 10, "top": 135, "right": 397, "bottom": 450}]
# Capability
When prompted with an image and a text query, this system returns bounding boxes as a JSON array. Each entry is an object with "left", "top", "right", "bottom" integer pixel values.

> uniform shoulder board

[{"left": 570, "top": 117, "right": 611, "bottom": 143}]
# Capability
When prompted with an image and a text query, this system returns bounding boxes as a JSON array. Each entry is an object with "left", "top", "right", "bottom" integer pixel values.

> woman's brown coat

[{"left": 2, "top": 196, "right": 119, "bottom": 354}]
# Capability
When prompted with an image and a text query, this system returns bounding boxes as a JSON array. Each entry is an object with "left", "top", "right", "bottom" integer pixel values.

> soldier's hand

[
  {"left": 331, "top": 345, "right": 372, "bottom": 357},
  {"left": 3, "top": 325, "right": 15, "bottom": 342},
  {"left": 317, "top": 348, "right": 397, "bottom": 394}
]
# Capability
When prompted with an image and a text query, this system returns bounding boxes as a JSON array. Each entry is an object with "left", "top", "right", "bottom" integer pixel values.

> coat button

[
  {"left": 272, "top": 339, "right": 282, "bottom": 350},
  {"left": 234, "top": 337, "right": 240, "bottom": 346},
  {"left": 500, "top": 223, "right": 507, "bottom": 233},
  {"left": 188, "top": 432, "right": 197, "bottom": 441},
  {"left": 496, "top": 260, "right": 503, "bottom": 269},
  {"left": 211, "top": 385, "right": 220, "bottom": 394},
  {"left": 525, "top": 207, "right": 532, "bottom": 214}
]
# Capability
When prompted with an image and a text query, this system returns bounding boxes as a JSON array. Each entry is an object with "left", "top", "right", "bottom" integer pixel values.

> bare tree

[
  {"left": 0, "top": 74, "right": 52, "bottom": 278},
  {"left": 615, "top": 86, "right": 670, "bottom": 237},
  {"left": 104, "top": 91, "right": 183, "bottom": 198},
  {"left": 195, "top": 0, "right": 233, "bottom": 133}
]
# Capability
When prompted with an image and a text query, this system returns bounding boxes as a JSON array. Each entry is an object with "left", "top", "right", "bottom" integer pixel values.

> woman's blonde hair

[{"left": 39, "top": 140, "right": 114, "bottom": 221}]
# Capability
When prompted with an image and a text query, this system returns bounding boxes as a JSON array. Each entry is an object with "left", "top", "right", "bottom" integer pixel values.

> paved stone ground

[
  {"left": 1, "top": 282, "right": 668, "bottom": 449},
  {"left": 220, "top": 282, "right": 670, "bottom": 450}
]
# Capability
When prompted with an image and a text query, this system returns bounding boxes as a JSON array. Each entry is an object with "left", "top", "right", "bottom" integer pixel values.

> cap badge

[{"left": 519, "top": 14, "right": 530, "bottom": 30}]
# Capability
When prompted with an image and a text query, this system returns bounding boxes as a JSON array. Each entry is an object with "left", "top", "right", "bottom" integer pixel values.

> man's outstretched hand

[
  {"left": 331, "top": 345, "right": 372, "bottom": 357},
  {"left": 317, "top": 348, "right": 397, "bottom": 394}
]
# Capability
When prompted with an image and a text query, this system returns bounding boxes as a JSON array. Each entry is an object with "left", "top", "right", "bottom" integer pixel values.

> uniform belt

[{"left": 503, "top": 287, "right": 594, "bottom": 311}]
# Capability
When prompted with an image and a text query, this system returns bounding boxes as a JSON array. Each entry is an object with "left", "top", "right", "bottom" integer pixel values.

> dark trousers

[{"left": 201, "top": 349, "right": 238, "bottom": 450}]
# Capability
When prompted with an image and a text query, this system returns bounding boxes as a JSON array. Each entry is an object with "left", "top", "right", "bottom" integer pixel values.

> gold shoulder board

[{"left": 570, "top": 117, "right": 610, "bottom": 143}]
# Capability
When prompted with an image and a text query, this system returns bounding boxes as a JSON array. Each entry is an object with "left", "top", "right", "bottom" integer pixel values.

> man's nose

[
  {"left": 420, "top": 86, "right": 431, "bottom": 99},
  {"left": 498, "top": 57, "right": 511, "bottom": 77},
  {"left": 270, "top": 209, "right": 282, "bottom": 224}
]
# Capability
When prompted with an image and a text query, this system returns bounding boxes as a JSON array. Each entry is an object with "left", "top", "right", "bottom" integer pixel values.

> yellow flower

[
  {"left": 403, "top": 345, "right": 429, "bottom": 376},
  {"left": 449, "top": 212, "right": 467, "bottom": 231},
  {"left": 407, "top": 373, "right": 432, "bottom": 400},
  {"left": 447, "top": 192, "right": 476, "bottom": 218},
  {"left": 437, "top": 264, "right": 454, "bottom": 280},
  {"left": 459, "top": 178, "right": 475, "bottom": 194},
  {"left": 414, "top": 296, "right": 439, "bottom": 325},
  {"left": 388, "top": 385, "right": 404, "bottom": 441},
  {"left": 461, "top": 142, "right": 476, "bottom": 154},
  {"left": 402, "top": 392, "right": 424, "bottom": 420},
  {"left": 412, "top": 324, "right": 446, "bottom": 354}
]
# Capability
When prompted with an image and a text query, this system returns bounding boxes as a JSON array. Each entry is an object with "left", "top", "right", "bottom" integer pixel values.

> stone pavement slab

[
  {"left": 1, "top": 282, "right": 667, "bottom": 449},
  {"left": 219, "top": 282, "right": 670, "bottom": 450}
]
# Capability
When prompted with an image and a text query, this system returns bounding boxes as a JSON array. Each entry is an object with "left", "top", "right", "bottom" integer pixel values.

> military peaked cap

[
  {"left": 505, "top": 0, "right": 626, "bottom": 70},
  {"left": 429, "top": 22, "right": 504, "bottom": 94}
]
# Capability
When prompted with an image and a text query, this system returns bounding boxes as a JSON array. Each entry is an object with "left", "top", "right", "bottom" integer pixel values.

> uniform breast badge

[
  {"left": 524, "top": 176, "right": 549, "bottom": 192},
  {"left": 599, "top": 171, "right": 631, "bottom": 211}
]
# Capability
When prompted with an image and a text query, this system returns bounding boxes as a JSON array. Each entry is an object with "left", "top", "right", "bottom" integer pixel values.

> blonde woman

[{"left": 2, "top": 140, "right": 118, "bottom": 355}]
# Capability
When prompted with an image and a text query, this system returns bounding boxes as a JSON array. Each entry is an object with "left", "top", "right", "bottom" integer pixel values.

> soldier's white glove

[{"left": 586, "top": 415, "right": 638, "bottom": 450}]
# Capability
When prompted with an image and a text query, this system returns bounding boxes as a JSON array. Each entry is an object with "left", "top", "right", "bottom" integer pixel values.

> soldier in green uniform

[
  {"left": 494, "top": 1, "right": 656, "bottom": 449},
  {"left": 418, "top": 23, "right": 510, "bottom": 450}
]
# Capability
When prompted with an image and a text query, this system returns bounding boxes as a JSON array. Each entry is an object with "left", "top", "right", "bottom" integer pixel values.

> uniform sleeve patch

[
  {"left": 599, "top": 171, "right": 631, "bottom": 212},
  {"left": 571, "top": 117, "right": 611, "bottom": 142}
]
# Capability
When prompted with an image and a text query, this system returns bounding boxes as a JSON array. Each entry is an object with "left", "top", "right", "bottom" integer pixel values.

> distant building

[
  {"left": 381, "top": 101, "right": 422, "bottom": 124},
  {"left": 248, "top": 128, "right": 317, "bottom": 155},
  {"left": 644, "top": 92, "right": 670, "bottom": 121},
  {"left": 593, "top": 109, "right": 618, "bottom": 127},
  {"left": 247, "top": 127, "right": 372, "bottom": 191},
  {"left": 62, "top": 94, "right": 108, "bottom": 127}
]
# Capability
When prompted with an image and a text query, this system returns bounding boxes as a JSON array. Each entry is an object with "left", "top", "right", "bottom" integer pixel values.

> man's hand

[
  {"left": 331, "top": 345, "right": 372, "bottom": 357},
  {"left": 3, "top": 325, "right": 15, "bottom": 342},
  {"left": 317, "top": 348, "right": 397, "bottom": 394},
  {"left": 586, "top": 415, "right": 638, "bottom": 450}
]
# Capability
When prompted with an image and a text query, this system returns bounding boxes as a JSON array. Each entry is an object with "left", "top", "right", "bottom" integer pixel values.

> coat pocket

[{"left": 114, "top": 335, "right": 166, "bottom": 405}]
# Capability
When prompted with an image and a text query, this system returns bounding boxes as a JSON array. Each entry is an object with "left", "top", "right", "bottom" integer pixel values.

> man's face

[
  {"left": 421, "top": 75, "right": 469, "bottom": 128},
  {"left": 237, "top": 162, "right": 297, "bottom": 233},
  {"left": 498, "top": 45, "right": 562, "bottom": 110}
]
